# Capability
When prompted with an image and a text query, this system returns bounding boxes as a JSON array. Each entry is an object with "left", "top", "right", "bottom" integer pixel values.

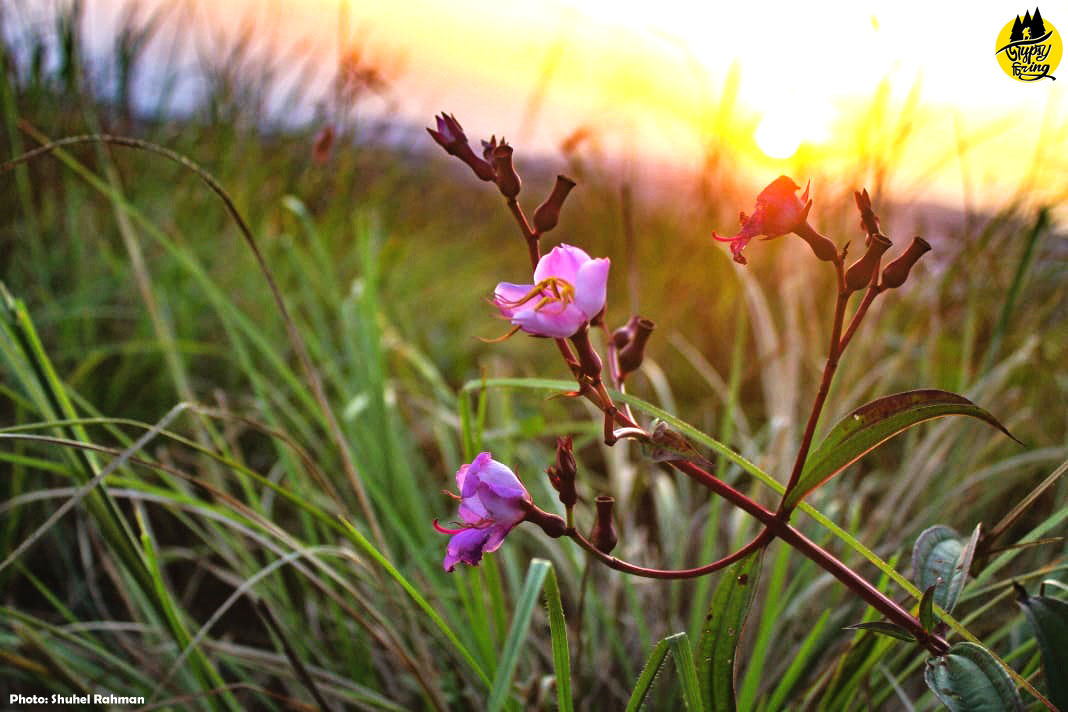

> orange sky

[{"left": 79, "top": 0, "right": 1068, "bottom": 213}]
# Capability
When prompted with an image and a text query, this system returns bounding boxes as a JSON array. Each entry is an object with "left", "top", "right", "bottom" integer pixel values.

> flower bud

[
  {"left": 492, "top": 143, "right": 521, "bottom": 198},
  {"left": 427, "top": 113, "right": 495, "bottom": 181},
  {"left": 854, "top": 188, "right": 881, "bottom": 238},
  {"left": 569, "top": 325, "right": 603, "bottom": 380},
  {"left": 880, "top": 237, "right": 931, "bottom": 289},
  {"left": 845, "top": 233, "right": 892, "bottom": 292},
  {"left": 481, "top": 135, "right": 498, "bottom": 163},
  {"left": 532, "top": 175, "right": 576, "bottom": 234},
  {"left": 618, "top": 317, "right": 654, "bottom": 379},
  {"left": 589, "top": 495, "right": 618, "bottom": 554},
  {"left": 546, "top": 436, "right": 577, "bottom": 508}
]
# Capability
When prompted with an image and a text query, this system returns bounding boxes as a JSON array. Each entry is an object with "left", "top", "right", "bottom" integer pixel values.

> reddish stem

[
  {"left": 780, "top": 258, "right": 848, "bottom": 510},
  {"left": 566, "top": 527, "right": 773, "bottom": 579},
  {"left": 669, "top": 459, "right": 948, "bottom": 654},
  {"left": 839, "top": 284, "right": 882, "bottom": 353}
]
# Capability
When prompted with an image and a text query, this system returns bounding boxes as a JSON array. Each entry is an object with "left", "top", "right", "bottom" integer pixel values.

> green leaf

[
  {"left": 920, "top": 585, "right": 937, "bottom": 633},
  {"left": 844, "top": 620, "right": 916, "bottom": 642},
  {"left": 487, "top": 559, "right": 551, "bottom": 712},
  {"left": 626, "top": 637, "right": 671, "bottom": 712},
  {"left": 924, "top": 642, "right": 1023, "bottom": 712},
  {"left": 625, "top": 632, "right": 702, "bottom": 712},
  {"left": 542, "top": 564, "right": 573, "bottom": 712},
  {"left": 697, "top": 549, "right": 764, "bottom": 712},
  {"left": 784, "top": 389, "right": 1017, "bottom": 510},
  {"left": 913, "top": 524, "right": 976, "bottom": 615},
  {"left": 668, "top": 633, "right": 703, "bottom": 711},
  {"left": 1015, "top": 587, "right": 1068, "bottom": 710}
]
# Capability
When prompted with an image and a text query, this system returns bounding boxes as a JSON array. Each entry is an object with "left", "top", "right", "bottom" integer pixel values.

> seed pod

[
  {"left": 531, "top": 175, "right": 576, "bottom": 234},
  {"left": 881, "top": 237, "right": 931, "bottom": 289},
  {"left": 492, "top": 143, "right": 521, "bottom": 198},
  {"left": 845, "top": 234, "right": 892, "bottom": 292},
  {"left": 589, "top": 495, "right": 618, "bottom": 554},
  {"left": 618, "top": 317, "right": 654, "bottom": 379}
]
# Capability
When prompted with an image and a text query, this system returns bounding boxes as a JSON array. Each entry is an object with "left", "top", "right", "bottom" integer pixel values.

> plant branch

[
  {"left": 839, "top": 284, "right": 882, "bottom": 353},
  {"left": 780, "top": 257, "right": 848, "bottom": 511},
  {"left": 566, "top": 526, "right": 773, "bottom": 579}
]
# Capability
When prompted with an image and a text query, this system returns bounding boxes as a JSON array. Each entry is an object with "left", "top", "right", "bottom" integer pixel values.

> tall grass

[{"left": 1, "top": 5, "right": 1065, "bottom": 710}]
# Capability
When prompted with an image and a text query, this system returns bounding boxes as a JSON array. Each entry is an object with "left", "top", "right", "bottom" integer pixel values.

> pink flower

[
  {"left": 434, "top": 453, "right": 532, "bottom": 571},
  {"left": 494, "top": 244, "right": 610, "bottom": 338},
  {"left": 713, "top": 176, "right": 816, "bottom": 265}
]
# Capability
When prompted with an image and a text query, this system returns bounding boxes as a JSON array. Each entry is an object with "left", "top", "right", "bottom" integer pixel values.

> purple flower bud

[
  {"left": 546, "top": 436, "right": 577, "bottom": 508},
  {"left": 426, "top": 113, "right": 495, "bottom": 181},
  {"left": 434, "top": 452, "right": 531, "bottom": 571}
]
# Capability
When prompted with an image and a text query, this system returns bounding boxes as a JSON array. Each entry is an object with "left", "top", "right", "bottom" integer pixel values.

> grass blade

[
  {"left": 487, "top": 559, "right": 551, "bottom": 712},
  {"left": 543, "top": 564, "right": 573, "bottom": 712}
]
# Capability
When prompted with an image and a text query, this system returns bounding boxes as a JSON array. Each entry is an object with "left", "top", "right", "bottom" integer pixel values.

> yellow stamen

[
  {"left": 497, "top": 277, "right": 576, "bottom": 312},
  {"left": 479, "top": 324, "right": 523, "bottom": 343}
]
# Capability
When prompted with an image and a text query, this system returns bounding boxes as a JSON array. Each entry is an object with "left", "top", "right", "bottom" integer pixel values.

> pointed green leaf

[
  {"left": 697, "top": 549, "right": 764, "bottom": 712},
  {"left": 1015, "top": 587, "right": 1068, "bottom": 710},
  {"left": 924, "top": 642, "right": 1023, "bottom": 712},
  {"left": 626, "top": 637, "right": 671, "bottom": 712},
  {"left": 843, "top": 620, "right": 916, "bottom": 642},
  {"left": 784, "top": 390, "right": 1017, "bottom": 510},
  {"left": 913, "top": 524, "right": 975, "bottom": 615},
  {"left": 920, "top": 585, "right": 937, "bottom": 633},
  {"left": 624, "top": 632, "right": 702, "bottom": 712}
]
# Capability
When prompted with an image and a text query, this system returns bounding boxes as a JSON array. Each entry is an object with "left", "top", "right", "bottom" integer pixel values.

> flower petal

[
  {"left": 476, "top": 459, "right": 527, "bottom": 500},
  {"left": 533, "top": 244, "right": 590, "bottom": 284},
  {"left": 510, "top": 303, "right": 588, "bottom": 338},
  {"left": 493, "top": 282, "right": 534, "bottom": 318},
  {"left": 443, "top": 527, "right": 491, "bottom": 571},
  {"left": 574, "top": 257, "right": 610, "bottom": 320},
  {"left": 457, "top": 452, "right": 492, "bottom": 495},
  {"left": 482, "top": 522, "right": 518, "bottom": 554},
  {"left": 476, "top": 482, "right": 529, "bottom": 526}
]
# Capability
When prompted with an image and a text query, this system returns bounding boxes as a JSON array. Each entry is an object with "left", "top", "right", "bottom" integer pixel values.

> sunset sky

[{"left": 36, "top": 0, "right": 1068, "bottom": 211}]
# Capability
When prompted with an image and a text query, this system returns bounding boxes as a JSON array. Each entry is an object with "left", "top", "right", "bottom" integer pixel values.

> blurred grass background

[{"left": 0, "top": 3, "right": 1065, "bottom": 710}]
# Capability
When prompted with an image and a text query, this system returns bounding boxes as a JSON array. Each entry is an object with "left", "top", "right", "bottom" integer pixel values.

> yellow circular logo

[{"left": 996, "top": 8, "right": 1061, "bottom": 81}]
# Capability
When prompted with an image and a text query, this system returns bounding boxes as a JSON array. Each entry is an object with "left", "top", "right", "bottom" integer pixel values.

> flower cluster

[{"left": 428, "top": 113, "right": 932, "bottom": 575}]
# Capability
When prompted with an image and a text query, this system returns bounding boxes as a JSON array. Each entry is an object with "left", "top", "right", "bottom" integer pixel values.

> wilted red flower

[{"left": 713, "top": 176, "right": 837, "bottom": 264}]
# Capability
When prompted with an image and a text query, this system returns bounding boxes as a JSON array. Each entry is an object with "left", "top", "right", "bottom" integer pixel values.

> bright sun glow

[{"left": 755, "top": 112, "right": 802, "bottom": 159}]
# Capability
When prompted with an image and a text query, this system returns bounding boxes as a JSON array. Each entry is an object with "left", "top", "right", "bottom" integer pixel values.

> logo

[{"left": 995, "top": 8, "right": 1061, "bottom": 81}]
